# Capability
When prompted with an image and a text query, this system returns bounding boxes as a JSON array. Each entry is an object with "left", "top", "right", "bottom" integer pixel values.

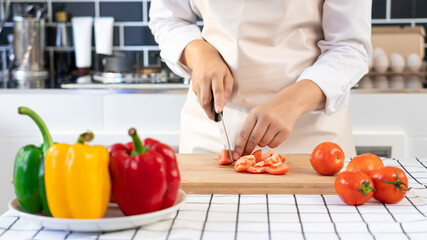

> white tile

[
  {"left": 339, "top": 233, "right": 374, "bottom": 240},
  {"left": 239, "top": 195, "right": 267, "bottom": 204},
  {"left": 300, "top": 213, "right": 331, "bottom": 223},
  {"left": 298, "top": 205, "right": 327, "bottom": 213},
  {"left": 239, "top": 203, "right": 267, "bottom": 213},
  {"left": 0, "top": 216, "right": 18, "bottom": 229},
  {"left": 269, "top": 222, "right": 301, "bottom": 232},
  {"left": 327, "top": 205, "right": 358, "bottom": 213},
  {"left": 323, "top": 195, "right": 348, "bottom": 205},
  {"left": 204, "top": 221, "right": 235, "bottom": 232},
  {"left": 209, "top": 204, "right": 238, "bottom": 213},
  {"left": 186, "top": 195, "right": 212, "bottom": 203},
  {"left": 134, "top": 229, "right": 168, "bottom": 240},
  {"left": 238, "top": 212, "right": 267, "bottom": 223},
  {"left": 180, "top": 203, "right": 209, "bottom": 211},
  {"left": 202, "top": 231, "right": 235, "bottom": 240},
  {"left": 211, "top": 195, "right": 238, "bottom": 204},
  {"left": 302, "top": 222, "right": 335, "bottom": 233},
  {"left": 67, "top": 232, "right": 98, "bottom": 239},
  {"left": 374, "top": 233, "right": 409, "bottom": 240},
  {"left": 295, "top": 195, "right": 324, "bottom": 205},
  {"left": 407, "top": 232, "right": 427, "bottom": 240},
  {"left": 335, "top": 222, "right": 368, "bottom": 233},
  {"left": 330, "top": 213, "right": 363, "bottom": 223},
  {"left": 176, "top": 210, "right": 207, "bottom": 221},
  {"left": 237, "top": 222, "right": 268, "bottom": 232},
  {"left": 357, "top": 205, "right": 389, "bottom": 214},
  {"left": 10, "top": 217, "right": 40, "bottom": 231},
  {"left": 143, "top": 219, "right": 173, "bottom": 231},
  {"left": 173, "top": 219, "right": 205, "bottom": 231},
  {"left": 271, "top": 231, "right": 304, "bottom": 240},
  {"left": 362, "top": 213, "right": 395, "bottom": 223},
  {"left": 305, "top": 233, "right": 339, "bottom": 240},
  {"left": 267, "top": 195, "right": 296, "bottom": 204},
  {"left": 236, "top": 231, "right": 269, "bottom": 240},
  {"left": 269, "top": 213, "right": 299, "bottom": 223},
  {"left": 386, "top": 205, "right": 421, "bottom": 214},
  {"left": 208, "top": 212, "right": 237, "bottom": 222},
  {"left": 168, "top": 229, "right": 201, "bottom": 240},
  {"left": 98, "top": 229, "right": 135, "bottom": 240},
  {"left": 34, "top": 230, "right": 71, "bottom": 240},
  {"left": 268, "top": 204, "right": 297, "bottom": 213},
  {"left": 393, "top": 213, "right": 425, "bottom": 222},
  {"left": 402, "top": 220, "right": 427, "bottom": 233},
  {"left": 369, "top": 222, "right": 402, "bottom": 233},
  {"left": 1, "top": 229, "right": 36, "bottom": 240}
]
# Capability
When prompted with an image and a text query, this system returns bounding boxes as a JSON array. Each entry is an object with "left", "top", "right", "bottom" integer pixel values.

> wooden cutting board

[{"left": 177, "top": 153, "right": 337, "bottom": 195}]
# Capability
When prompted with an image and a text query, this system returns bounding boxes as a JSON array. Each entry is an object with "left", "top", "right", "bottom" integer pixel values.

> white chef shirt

[{"left": 149, "top": 0, "right": 372, "bottom": 115}]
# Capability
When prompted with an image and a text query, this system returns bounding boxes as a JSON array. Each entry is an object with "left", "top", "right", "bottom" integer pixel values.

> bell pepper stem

[
  {"left": 18, "top": 107, "right": 54, "bottom": 153},
  {"left": 129, "top": 128, "right": 149, "bottom": 156},
  {"left": 77, "top": 131, "right": 94, "bottom": 144}
]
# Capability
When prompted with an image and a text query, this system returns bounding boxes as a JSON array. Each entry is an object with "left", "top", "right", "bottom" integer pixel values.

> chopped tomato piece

[
  {"left": 266, "top": 162, "right": 289, "bottom": 175},
  {"left": 264, "top": 153, "right": 283, "bottom": 166},
  {"left": 252, "top": 149, "right": 263, "bottom": 162},
  {"left": 261, "top": 149, "right": 278, "bottom": 161},
  {"left": 234, "top": 155, "right": 256, "bottom": 172},
  {"left": 218, "top": 149, "right": 234, "bottom": 165},
  {"left": 247, "top": 161, "right": 267, "bottom": 173}
]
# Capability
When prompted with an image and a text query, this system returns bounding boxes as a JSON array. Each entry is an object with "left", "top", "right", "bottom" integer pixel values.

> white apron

[{"left": 179, "top": 0, "right": 356, "bottom": 156}]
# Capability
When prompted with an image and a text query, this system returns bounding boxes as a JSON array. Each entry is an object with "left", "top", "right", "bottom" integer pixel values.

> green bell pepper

[{"left": 13, "top": 107, "right": 53, "bottom": 216}]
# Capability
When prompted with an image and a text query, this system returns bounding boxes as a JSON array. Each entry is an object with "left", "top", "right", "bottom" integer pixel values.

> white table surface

[{"left": 1, "top": 157, "right": 426, "bottom": 240}]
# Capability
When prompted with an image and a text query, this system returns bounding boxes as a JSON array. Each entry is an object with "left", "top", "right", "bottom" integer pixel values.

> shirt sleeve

[
  {"left": 296, "top": 0, "right": 373, "bottom": 115},
  {"left": 148, "top": 0, "right": 202, "bottom": 78}
]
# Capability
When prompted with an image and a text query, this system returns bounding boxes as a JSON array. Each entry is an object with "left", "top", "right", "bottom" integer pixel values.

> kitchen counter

[{"left": 0, "top": 157, "right": 426, "bottom": 240}]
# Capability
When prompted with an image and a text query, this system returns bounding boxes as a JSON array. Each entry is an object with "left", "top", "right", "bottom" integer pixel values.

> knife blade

[{"left": 211, "top": 92, "right": 233, "bottom": 163}]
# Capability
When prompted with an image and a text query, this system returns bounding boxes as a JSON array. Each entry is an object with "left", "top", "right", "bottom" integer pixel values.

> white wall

[{"left": 1, "top": 90, "right": 427, "bottom": 213}]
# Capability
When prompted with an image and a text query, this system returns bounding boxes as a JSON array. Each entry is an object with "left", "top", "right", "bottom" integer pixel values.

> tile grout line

[
  {"left": 63, "top": 231, "right": 72, "bottom": 240},
  {"left": 382, "top": 203, "right": 411, "bottom": 240},
  {"left": 31, "top": 226, "right": 44, "bottom": 240},
  {"left": 395, "top": 158, "right": 426, "bottom": 188},
  {"left": 165, "top": 209, "right": 179, "bottom": 240},
  {"left": 234, "top": 194, "right": 240, "bottom": 240},
  {"left": 321, "top": 195, "right": 341, "bottom": 240},
  {"left": 293, "top": 195, "right": 306, "bottom": 240},
  {"left": 199, "top": 194, "right": 213, "bottom": 240},
  {"left": 0, "top": 216, "right": 20, "bottom": 238},
  {"left": 355, "top": 206, "right": 376, "bottom": 240},
  {"left": 266, "top": 195, "right": 271, "bottom": 240},
  {"left": 131, "top": 226, "right": 141, "bottom": 240}
]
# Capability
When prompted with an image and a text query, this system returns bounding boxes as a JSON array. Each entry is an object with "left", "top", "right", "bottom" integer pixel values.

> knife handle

[{"left": 211, "top": 91, "right": 222, "bottom": 122}]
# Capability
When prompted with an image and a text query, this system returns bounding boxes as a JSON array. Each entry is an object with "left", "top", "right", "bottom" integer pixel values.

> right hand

[{"left": 180, "top": 40, "right": 234, "bottom": 120}]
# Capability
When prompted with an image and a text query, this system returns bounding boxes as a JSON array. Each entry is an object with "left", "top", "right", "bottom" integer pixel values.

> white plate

[{"left": 8, "top": 189, "right": 186, "bottom": 232}]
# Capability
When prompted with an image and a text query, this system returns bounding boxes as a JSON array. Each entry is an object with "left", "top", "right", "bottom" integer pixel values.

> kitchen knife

[{"left": 211, "top": 92, "right": 233, "bottom": 163}]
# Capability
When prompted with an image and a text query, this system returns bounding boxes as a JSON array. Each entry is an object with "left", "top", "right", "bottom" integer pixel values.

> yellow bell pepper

[{"left": 44, "top": 131, "right": 111, "bottom": 219}]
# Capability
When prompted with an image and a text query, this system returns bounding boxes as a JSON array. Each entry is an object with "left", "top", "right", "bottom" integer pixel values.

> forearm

[{"left": 180, "top": 39, "right": 219, "bottom": 70}]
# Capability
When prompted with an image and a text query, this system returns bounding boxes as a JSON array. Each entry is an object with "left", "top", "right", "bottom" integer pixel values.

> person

[{"left": 149, "top": 0, "right": 372, "bottom": 160}]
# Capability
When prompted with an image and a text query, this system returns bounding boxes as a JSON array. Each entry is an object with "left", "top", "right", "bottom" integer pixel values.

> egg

[
  {"left": 389, "top": 76, "right": 405, "bottom": 90},
  {"left": 407, "top": 53, "right": 422, "bottom": 72},
  {"left": 374, "top": 55, "right": 389, "bottom": 73},
  {"left": 358, "top": 76, "right": 373, "bottom": 89},
  {"left": 405, "top": 76, "right": 423, "bottom": 89},
  {"left": 389, "top": 53, "right": 405, "bottom": 73},
  {"left": 373, "top": 76, "right": 389, "bottom": 89},
  {"left": 373, "top": 48, "right": 386, "bottom": 60}
]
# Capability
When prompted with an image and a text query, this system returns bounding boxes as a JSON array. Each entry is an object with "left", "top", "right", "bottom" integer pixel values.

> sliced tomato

[
  {"left": 234, "top": 155, "right": 256, "bottom": 172},
  {"left": 266, "top": 162, "right": 289, "bottom": 175},
  {"left": 247, "top": 161, "right": 267, "bottom": 173},
  {"left": 264, "top": 153, "right": 283, "bottom": 166},
  {"left": 218, "top": 149, "right": 234, "bottom": 165},
  {"left": 252, "top": 149, "right": 263, "bottom": 162},
  {"left": 261, "top": 149, "right": 276, "bottom": 161}
]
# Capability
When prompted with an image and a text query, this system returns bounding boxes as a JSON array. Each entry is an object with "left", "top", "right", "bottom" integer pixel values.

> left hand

[{"left": 232, "top": 80, "right": 326, "bottom": 160}]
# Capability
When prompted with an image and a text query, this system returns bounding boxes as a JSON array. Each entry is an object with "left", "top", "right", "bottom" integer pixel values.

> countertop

[{"left": 0, "top": 157, "right": 426, "bottom": 240}]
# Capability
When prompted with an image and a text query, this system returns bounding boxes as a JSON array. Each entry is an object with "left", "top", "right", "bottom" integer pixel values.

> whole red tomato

[
  {"left": 346, "top": 153, "right": 384, "bottom": 177},
  {"left": 335, "top": 171, "right": 375, "bottom": 206},
  {"left": 371, "top": 166, "right": 409, "bottom": 204},
  {"left": 310, "top": 142, "right": 345, "bottom": 175}
]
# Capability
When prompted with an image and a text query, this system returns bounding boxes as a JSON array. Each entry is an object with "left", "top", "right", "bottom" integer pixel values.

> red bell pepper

[{"left": 109, "top": 128, "right": 167, "bottom": 215}]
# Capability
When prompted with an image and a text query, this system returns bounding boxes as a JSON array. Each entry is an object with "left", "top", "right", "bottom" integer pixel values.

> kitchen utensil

[
  {"left": 211, "top": 92, "right": 233, "bottom": 162},
  {"left": 177, "top": 153, "right": 337, "bottom": 194},
  {"left": 8, "top": 189, "right": 186, "bottom": 232}
]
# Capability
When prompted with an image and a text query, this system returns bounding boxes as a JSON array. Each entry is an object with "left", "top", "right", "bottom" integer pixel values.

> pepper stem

[
  {"left": 18, "top": 106, "right": 54, "bottom": 153},
  {"left": 77, "top": 131, "right": 94, "bottom": 144},
  {"left": 357, "top": 181, "right": 375, "bottom": 197},
  {"left": 380, "top": 170, "right": 411, "bottom": 193},
  {"left": 129, "top": 128, "right": 149, "bottom": 156}
]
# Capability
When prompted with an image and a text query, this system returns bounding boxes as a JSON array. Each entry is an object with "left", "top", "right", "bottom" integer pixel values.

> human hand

[
  {"left": 232, "top": 80, "right": 326, "bottom": 160},
  {"left": 180, "top": 40, "right": 234, "bottom": 119}
]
